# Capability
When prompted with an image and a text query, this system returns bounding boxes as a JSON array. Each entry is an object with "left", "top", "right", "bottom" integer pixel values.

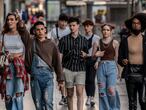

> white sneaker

[
  {"left": 59, "top": 98, "right": 64, "bottom": 105},
  {"left": 86, "top": 97, "right": 91, "bottom": 106}
]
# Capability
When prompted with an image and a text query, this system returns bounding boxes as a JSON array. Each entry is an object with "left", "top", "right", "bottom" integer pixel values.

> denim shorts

[{"left": 64, "top": 68, "right": 85, "bottom": 88}]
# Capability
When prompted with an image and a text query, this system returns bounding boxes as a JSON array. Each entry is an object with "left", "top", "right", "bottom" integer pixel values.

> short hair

[
  {"left": 59, "top": 13, "right": 68, "bottom": 21},
  {"left": 68, "top": 17, "right": 80, "bottom": 24},
  {"left": 36, "top": 12, "right": 44, "bottom": 18},
  {"left": 82, "top": 19, "right": 94, "bottom": 26},
  {"left": 33, "top": 21, "right": 45, "bottom": 29}
]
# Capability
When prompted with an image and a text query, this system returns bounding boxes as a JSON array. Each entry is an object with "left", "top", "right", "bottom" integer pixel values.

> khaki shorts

[{"left": 63, "top": 68, "right": 86, "bottom": 88}]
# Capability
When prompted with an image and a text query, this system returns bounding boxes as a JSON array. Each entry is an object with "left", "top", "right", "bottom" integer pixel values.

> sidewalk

[{"left": 0, "top": 79, "right": 140, "bottom": 110}]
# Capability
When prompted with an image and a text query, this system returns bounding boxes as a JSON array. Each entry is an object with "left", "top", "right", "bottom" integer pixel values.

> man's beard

[{"left": 131, "top": 29, "right": 141, "bottom": 35}]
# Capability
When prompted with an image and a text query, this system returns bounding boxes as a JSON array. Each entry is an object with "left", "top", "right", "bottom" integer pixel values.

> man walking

[
  {"left": 118, "top": 13, "right": 146, "bottom": 110},
  {"left": 24, "top": 21, "right": 64, "bottom": 110},
  {"left": 58, "top": 17, "right": 88, "bottom": 110}
]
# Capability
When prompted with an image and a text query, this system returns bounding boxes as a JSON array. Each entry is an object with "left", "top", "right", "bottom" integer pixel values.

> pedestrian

[
  {"left": 58, "top": 17, "right": 88, "bottom": 110},
  {"left": 49, "top": 13, "right": 70, "bottom": 105},
  {"left": 119, "top": 24, "right": 130, "bottom": 41},
  {"left": 92, "top": 23, "right": 120, "bottom": 110},
  {"left": 48, "top": 13, "right": 70, "bottom": 44},
  {"left": 0, "top": 12, "right": 29, "bottom": 110},
  {"left": 24, "top": 21, "right": 64, "bottom": 110},
  {"left": 118, "top": 13, "right": 146, "bottom": 110},
  {"left": 82, "top": 19, "right": 100, "bottom": 107}
]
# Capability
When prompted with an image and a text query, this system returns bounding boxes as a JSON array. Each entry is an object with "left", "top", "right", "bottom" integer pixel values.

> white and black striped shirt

[{"left": 59, "top": 34, "right": 88, "bottom": 71}]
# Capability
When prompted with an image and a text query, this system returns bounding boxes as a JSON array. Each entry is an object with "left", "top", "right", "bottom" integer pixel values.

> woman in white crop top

[{"left": 0, "top": 12, "right": 29, "bottom": 110}]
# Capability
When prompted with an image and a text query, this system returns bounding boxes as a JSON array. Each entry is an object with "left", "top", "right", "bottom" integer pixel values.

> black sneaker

[
  {"left": 90, "top": 100, "right": 95, "bottom": 107},
  {"left": 63, "top": 97, "right": 68, "bottom": 105}
]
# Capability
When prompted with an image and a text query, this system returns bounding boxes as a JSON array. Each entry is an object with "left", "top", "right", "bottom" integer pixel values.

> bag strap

[
  {"left": 1, "top": 34, "right": 5, "bottom": 52},
  {"left": 55, "top": 24, "right": 59, "bottom": 39}
]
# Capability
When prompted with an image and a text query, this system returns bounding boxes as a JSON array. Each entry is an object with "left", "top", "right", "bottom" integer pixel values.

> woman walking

[
  {"left": 0, "top": 12, "right": 29, "bottom": 110},
  {"left": 92, "top": 24, "right": 120, "bottom": 110}
]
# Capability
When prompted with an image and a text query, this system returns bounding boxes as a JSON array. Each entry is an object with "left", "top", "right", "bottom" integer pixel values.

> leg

[
  {"left": 15, "top": 77, "right": 24, "bottom": 110},
  {"left": 125, "top": 80, "right": 137, "bottom": 110},
  {"left": 31, "top": 78, "right": 43, "bottom": 110},
  {"left": 85, "top": 64, "right": 91, "bottom": 106},
  {"left": 137, "top": 82, "right": 146, "bottom": 110},
  {"left": 89, "top": 66, "right": 96, "bottom": 107},
  {"left": 67, "top": 88, "right": 74, "bottom": 110},
  {"left": 76, "top": 85, "right": 84, "bottom": 110},
  {"left": 97, "top": 63, "right": 109, "bottom": 110},
  {"left": 5, "top": 64, "right": 15, "bottom": 110},
  {"left": 85, "top": 63, "right": 90, "bottom": 97},
  {"left": 43, "top": 79, "right": 54, "bottom": 110},
  {"left": 15, "top": 92, "right": 23, "bottom": 110},
  {"left": 106, "top": 65, "right": 120, "bottom": 110},
  {"left": 5, "top": 95, "right": 12, "bottom": 110},
  {"left": 75, "top": 71, "right": 85, "bottom": 110},
  {"left": 85, "top": 64, "right": 96, "bottom": 96},
  {"left": 59, "top": 82, "right": 67, "bottom": 105},
  {"left": 63, "top": 68, "right": 75, "bottom": 110}
]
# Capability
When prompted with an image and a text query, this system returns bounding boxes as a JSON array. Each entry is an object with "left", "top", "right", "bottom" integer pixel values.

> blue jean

[
  {"left": 97, "top": 61, "right": 120, "bottom": 110},
  {"left": 6, "top": 63, "right": 24, "bottom": 110},
  {"left": 31, "top": 55, "right": 54, "bottom": 110}
]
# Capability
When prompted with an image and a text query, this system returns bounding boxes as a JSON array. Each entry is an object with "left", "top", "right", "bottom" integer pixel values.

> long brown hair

[{"left": 1, "top": 12, "right": 20, "bottom": 34}]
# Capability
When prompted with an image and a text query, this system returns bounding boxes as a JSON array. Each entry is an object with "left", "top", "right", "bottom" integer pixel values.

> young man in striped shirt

[{"left": 58, "top": 17, "right": 88, "bottom": 110}]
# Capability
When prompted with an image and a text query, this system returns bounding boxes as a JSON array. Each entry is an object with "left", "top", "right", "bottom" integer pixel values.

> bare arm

[
  {"left": 113, "top": 40, "right": 119, "bottom": 62},
  {"left": 60, "top": 53, "right": 63, "bottom": 64},
  {"left": 92, "top": 42, "right": 98, "bottom": 58}
]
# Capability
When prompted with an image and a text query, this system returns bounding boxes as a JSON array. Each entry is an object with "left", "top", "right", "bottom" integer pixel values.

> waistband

[
  {"left": 128, "top": 64, "right": 144, "bottom": 67},
  {"left": 100, "top": 60, "right": 115, "bottom": 63}
]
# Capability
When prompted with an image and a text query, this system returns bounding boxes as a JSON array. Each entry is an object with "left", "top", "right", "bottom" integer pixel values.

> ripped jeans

[
  {"left": 31, "top": 55, "right": 54, "bottom": 110},
  {"left": 5, "top": 63, "right": 24, "bottom": 110},
  {"left": 97, "top": 61, "right": 120, "bottom": 110}
]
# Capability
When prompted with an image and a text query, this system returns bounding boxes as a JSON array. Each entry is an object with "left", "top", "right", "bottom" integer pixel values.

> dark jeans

[
  {"left": 126, "top": 64, "right": 146, "bottom": 110},
  {"left": 85, "top": 58, "right": 96, "bottom": 97}
]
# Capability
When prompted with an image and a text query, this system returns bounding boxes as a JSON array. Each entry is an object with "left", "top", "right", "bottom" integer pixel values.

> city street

[{"left": 0, "top": 78, "right": 140, "bottom": 110}]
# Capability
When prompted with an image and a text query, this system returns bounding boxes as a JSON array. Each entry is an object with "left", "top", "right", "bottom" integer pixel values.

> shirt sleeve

[
  {"left": 50, "top": 28, "right": 57, "bottom": 39},
  {"left": 52, "top": 44, "right": 64, "bottom": 82},
  {"left": 92, "top": 35, "right": 100, "bottom": 46}
]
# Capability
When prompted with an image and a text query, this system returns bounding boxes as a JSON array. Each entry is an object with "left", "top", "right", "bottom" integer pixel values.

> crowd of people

[{"left": 0, "top": 9, "right": 146, "bottom": 110}]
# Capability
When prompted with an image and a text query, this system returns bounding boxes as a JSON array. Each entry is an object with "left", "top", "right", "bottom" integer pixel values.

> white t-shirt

[
  {"left": 48, "top": 26, "right": 70, "bottom": 40},
  {"left": 85, "top": 34, "right": 100, "bottom": 56}
]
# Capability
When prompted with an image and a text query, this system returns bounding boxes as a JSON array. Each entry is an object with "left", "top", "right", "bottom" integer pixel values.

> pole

[
  {"left": 127, "top": 0, "right": 131, "bottom": 18},
  {"left": 45, "top": 0, "right": 48, "bottom": 27},
  {"left": 86, "top": 1, "right": 93, "bottom": 20},
  {"left": 131, "top": 0, "right": 135, "bottom": 16}
]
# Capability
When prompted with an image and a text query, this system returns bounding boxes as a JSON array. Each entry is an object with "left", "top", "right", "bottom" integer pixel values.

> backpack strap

[
  {"left": 55, "top": 24, "right": 59, "bottom": 39},
  {"left": 87, "top": 34, "right": 94, "bottom": 49}
]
